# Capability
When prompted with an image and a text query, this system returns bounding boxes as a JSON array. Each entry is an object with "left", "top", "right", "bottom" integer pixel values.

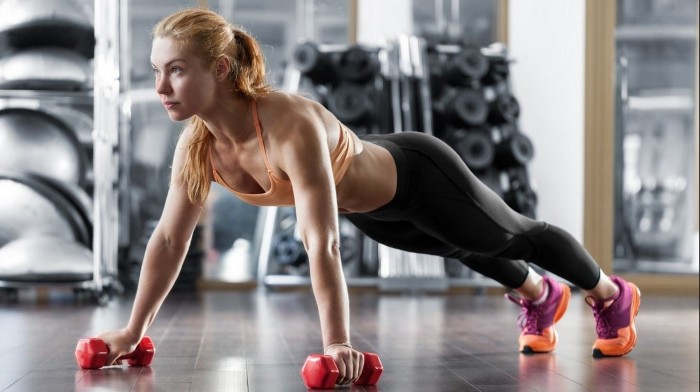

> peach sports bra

[{"left": 210, "top": 101, "right": 357, "bottom": 207}]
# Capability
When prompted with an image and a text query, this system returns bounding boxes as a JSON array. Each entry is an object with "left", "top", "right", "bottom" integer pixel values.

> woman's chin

[{"left": 167, "top": 111, "right": 193, "bottom": 122}]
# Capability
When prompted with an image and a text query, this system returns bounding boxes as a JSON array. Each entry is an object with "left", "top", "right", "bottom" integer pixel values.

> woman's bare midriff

[{"left": 335, "top": 140, "right": 397, "bottom": 214}]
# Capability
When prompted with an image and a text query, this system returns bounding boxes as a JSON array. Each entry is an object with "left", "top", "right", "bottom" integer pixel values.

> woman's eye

[
  {"left": 152, "top": 68, "right": 160, "bottom": 77},
  {"left": 171, "top": 67, "right": 182, "bottom": 74}
]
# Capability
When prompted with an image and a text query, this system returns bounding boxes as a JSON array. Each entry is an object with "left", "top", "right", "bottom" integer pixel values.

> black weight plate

[
  {"left": 338, "top": 46, "right": 379, "bottom": 83},
  {"left": 443, "top": 46, "right": 488, "bottom": 85},
  {"left": 450, "top": 129, "right": 494, "bottom": 170},
  {"left": 327, "top": 83, "right": 371, "bottom": 123},
  {"left": 489, "top": 94, "right": 520, "bottom": 124},
  {"left": 495, "top": 132, "right": 534, "bottom": 168},
  {"left": 272, "top": 234, "right": 303, "bottom": 266},
  {"left": 293, "top": 41, "right": 321, "bottom": 74},
  {"left": 451, "top": 89, "right": 488, "bottom": 125}
]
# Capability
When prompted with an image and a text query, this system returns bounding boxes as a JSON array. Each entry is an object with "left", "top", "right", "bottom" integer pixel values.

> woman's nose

[{"left": 155, "top": 76, "right": 171, "bottom": 95}]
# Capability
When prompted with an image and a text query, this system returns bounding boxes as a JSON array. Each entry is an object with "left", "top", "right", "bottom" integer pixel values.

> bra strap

[{"left": 251, "top": 100, "right": 274, "bottom": 173}]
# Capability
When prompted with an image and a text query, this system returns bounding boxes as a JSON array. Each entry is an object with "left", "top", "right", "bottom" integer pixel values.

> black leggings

[{"left": 345, "top": 132, "right": 601, "bottom": 290}]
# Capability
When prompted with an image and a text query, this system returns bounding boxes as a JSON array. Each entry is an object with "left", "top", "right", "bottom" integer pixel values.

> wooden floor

[{"left": 0, "top": 287, "right": 698, "bottom": 392}]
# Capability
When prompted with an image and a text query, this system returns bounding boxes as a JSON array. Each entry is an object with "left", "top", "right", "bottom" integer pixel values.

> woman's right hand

[{"left": 96, "top": 328, "right": 141, "bottom": 366}]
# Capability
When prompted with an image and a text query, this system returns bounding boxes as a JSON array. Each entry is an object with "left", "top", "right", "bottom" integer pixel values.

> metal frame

[{"left": 90, "top": 0, "right": 125, "bottom": 300}]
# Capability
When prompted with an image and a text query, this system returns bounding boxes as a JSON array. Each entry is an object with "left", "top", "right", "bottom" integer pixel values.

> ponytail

[{"left": 230, "top": 27, "right": 271, "bottom": 99}]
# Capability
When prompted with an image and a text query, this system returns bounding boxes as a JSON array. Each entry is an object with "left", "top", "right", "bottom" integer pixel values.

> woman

[{"left": 97, "top": 8, "right": 640, "bottom": 385}]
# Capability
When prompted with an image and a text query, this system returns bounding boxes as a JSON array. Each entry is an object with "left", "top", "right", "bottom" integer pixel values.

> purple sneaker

[
  {"left": 586, "top": 275, "right": 641, "bottom": 357},
  {"left": 506, "top": 275, "right": 571, "bottom": 353}
]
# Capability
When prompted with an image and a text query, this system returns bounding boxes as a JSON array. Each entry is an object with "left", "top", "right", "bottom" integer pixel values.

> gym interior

[{"left": 0, "top": 0, "right": 698, "bottom": 391}]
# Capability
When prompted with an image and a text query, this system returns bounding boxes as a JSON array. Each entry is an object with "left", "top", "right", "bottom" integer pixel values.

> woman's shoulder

[
  {"left": 263, "top": 90, "right": 323, "bottom": 113},
  {"left": 261, "top": 91, "right": 332, "bottom": 127}
]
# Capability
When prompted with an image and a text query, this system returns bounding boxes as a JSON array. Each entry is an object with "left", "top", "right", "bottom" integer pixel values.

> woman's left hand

[{"left": 324, "top": 345, "right": 365, "bottom": 385}]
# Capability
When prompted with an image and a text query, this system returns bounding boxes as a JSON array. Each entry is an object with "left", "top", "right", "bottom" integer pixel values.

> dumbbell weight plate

[
  {"left": 272, "top": 234, "right": 303, "bottom": 266},
  {"left": 483, "top": 56, "right": 509, "bottom": 85},
  {"left": 449, "top": 129, "right": 495, "bottom": 170},
  {"left": 443, "top": 46, "right": 489, "bottom": 85},
  {"left": 327, "top": 83, "right": 371, "bottom": 124},
  {"left": 301, "top": 355, "right": 339, "bottom": 389},
  {"left": 504, "top": 186, "right": 537, "bottom": 219},
  {"left": 489, "top": 94, "right": 520, "bottom": 124},
  {"left": 293, "top": 41, "right": 322, "bottom": 74},
  {"left": 495, "top": 132, "right": 534, "bottom": 168},
  {"left": 293, "top": 41, "right": 337, "bottom": 84},
  {"left": 451, "top": 89, "right": 488, "bottom": 126},
  {"left": 338, "top": 46, "right": 379, "bottom": 83}
]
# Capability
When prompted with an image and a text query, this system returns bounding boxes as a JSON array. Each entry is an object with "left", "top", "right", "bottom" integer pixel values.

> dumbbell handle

[
  {"left": 301, "top": 352, "right": 383, "bottom": 389},
  {"left": 75, "top": 336, "right": 155, "bottom": 369}
]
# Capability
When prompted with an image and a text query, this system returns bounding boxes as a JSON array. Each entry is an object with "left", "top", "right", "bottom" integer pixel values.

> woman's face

[{"left": 150, "top": 37, "right": 216, "bottom": 122}]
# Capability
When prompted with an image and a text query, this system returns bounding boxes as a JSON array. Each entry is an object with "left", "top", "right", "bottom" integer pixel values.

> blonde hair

[{"left": 152, "top": 8, "right": 271, "bottom": 204}]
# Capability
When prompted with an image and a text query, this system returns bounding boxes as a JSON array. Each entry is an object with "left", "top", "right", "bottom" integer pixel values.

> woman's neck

[{"left": 199, "top": 92, "right": 256, "bottom": 145}]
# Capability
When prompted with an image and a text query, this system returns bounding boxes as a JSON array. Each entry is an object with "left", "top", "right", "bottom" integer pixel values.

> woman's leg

[
  {"left": 344, "top": 213, "right": 532, "bottom": 288},
  {"left": 362, "top": 131, "right": 640, "bottom": 356}
]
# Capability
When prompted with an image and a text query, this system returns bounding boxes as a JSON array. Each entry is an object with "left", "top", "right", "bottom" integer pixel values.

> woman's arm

[
  {"left": 280, "top": 114, "right": 363, "bottom": 384},
  {"left": 100, "top": 127, "right": 205, "bottom": 365}
]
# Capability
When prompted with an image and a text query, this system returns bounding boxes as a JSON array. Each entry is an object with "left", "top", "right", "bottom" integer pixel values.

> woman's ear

[{"left": 215, "top": 55, "right": 231, "bottom": 81}]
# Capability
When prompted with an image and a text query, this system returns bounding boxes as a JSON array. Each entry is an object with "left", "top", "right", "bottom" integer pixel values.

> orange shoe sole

[
  {"left": 592, "top": 283, "right": 641, "bottom": 358},
  {"left": 520, "top": 284, "right": 571, "bottom": 354}
]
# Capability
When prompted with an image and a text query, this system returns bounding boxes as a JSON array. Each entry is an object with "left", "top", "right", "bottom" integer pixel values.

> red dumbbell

[
  {"left": 75, "top": 336, "right": 155, "bottom": 369},
  {"left": 300, "top": 352, "right": 383, "bottom": 389}
]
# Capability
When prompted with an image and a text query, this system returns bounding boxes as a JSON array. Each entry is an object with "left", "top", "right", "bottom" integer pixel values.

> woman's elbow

[{"left": 303, "top": 236, "right": 341, "bottom": 260}]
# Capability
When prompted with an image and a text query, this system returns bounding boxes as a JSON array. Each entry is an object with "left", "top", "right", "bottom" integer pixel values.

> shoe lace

[
  {"left": 586, "top": 296, "right": 611, "bottom": 337},
  {"left": 506, "top": 294, "right": 543, "bottom": 335}
]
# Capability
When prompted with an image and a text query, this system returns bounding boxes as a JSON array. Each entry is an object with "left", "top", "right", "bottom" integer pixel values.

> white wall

[
  {"left": 356, "top": 0, "right": 413, "bottom": 46},
  {"left": 508, "top": 0, "right": 586, "bottom": 241}
]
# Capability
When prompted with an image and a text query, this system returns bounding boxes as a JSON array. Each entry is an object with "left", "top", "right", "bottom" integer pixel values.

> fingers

[
  {"left": 338, "top": 356, "right": 352, "bottom": 385},
  {"left": 104, "top": 347, "right": 120, "bottom": 367},
  {"left": 356, "top": 351, "right": 365, "bottom": 382},
  {"left": 333, "top": 349, "right": 364, "bottom": 385}
]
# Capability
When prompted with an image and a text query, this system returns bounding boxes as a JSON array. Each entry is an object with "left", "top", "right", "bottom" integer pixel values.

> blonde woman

[{"left": 96, "top": 8, "right": 641, "bottom": 385}]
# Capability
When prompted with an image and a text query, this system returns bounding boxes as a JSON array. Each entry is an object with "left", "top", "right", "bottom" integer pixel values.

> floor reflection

[
  {"left": 592, "top": 357, "right": 638, "bottom": 392},
  {"left": 75, "top": 366, "right": 155, "bottom": 391}
]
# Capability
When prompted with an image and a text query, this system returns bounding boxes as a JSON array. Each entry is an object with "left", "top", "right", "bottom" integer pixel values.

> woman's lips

[{"left": 164, "top": 101, "right": 179, "bottom": 110}]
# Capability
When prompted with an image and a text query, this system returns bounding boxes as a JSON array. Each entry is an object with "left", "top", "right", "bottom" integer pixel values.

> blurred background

[{"left": 0, "top": 0, "right": 697, "bottom": 303}]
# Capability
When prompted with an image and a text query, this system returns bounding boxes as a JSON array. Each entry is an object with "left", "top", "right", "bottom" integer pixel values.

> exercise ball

[
  {"left": 0, "top": 47, "right": 91, "bottom": 90},
  {"left": 0, "top": 108, "right": 86, "bottom": 184},
  {"left": 0, "top": 177, "right": 74, "bottom": 247},
  {"left": 0, "top": 0, "right": 95, "bottom": 58},
  {"left": 0, "top": 236, "right": 93, "bottom": 282}
]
